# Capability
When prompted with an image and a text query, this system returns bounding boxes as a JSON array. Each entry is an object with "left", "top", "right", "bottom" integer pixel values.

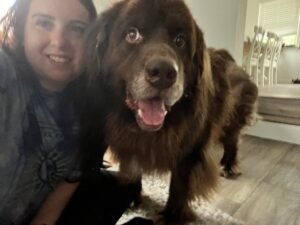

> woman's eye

[
  {"left": 35, "top": 19, "right": 53, "bottom": 30},
  {"left": 174, "top": 34, "right": 186, "bottom": 48},
  {"left": 125, "top": 27, "right": 143, "bottom": 44},
  {"left": 69, "top": 24, "right": 86, "bottom": 36}
]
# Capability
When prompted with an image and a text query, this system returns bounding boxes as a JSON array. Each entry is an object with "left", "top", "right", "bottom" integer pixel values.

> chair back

[{"left": 245, "top": 26, "right": 265, "bottom": 73}]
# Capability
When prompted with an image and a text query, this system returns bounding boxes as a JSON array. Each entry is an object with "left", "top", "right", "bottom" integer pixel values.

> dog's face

[{"left": 87, "top": 0, "right": 207, "bottom": 132}]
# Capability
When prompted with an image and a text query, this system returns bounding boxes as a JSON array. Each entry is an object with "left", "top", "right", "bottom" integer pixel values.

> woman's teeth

[{"left": 48, "top": 55, "right": 70, "bottom": 63}]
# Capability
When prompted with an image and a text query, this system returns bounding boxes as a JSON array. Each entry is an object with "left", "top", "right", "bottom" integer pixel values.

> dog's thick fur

[{"left": 80, "top": 0, "right": 258, "bottom": 224}]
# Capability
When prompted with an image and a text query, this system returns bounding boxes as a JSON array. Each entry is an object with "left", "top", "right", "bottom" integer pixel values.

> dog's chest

[
  {"left": 111, "top": 130, "right": 183, "bottom": 170},
  {"left": 105, "top": 117, "right": 189, "bottom": 171}
]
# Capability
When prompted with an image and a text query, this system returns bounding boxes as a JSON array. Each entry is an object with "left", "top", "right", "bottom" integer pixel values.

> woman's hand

[{"left": 30, "top": 181, "right": 80, "bottom": 225}]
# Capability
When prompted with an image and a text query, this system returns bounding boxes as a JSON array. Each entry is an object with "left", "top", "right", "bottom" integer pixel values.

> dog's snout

[{"left": 145, "top": 59, "right": 177, "bottom": 89}]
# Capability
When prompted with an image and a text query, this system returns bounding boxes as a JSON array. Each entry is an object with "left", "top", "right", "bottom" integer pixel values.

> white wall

[
  {"left": 93, "top": 0, "right": 113, "bottom": 12},
  {"left": 185, "top": 0, "right": 247, "bottom": 66},
  {"left": 244, "top": 0, "right": 263, "bottom": 40},
  {"left": 277, "top": 47, "right": 300, "bottom": 83}
]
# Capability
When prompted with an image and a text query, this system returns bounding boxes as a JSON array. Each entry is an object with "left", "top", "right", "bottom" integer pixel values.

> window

[
  {"left": 0, "top": 0, "right": 16, "bottom": 19},
  {"left": 0, "top": 0, "right": 16, "bottom": 38},
  {"left": 258, "top": 0, "right": 300, "bottom": 46}
]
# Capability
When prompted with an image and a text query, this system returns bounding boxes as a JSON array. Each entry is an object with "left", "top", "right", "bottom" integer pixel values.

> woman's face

[{"left": 23, "top": 0, "right": 91, "bottom": 91}]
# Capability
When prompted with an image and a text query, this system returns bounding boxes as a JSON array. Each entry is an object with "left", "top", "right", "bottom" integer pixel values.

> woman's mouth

[{"left": 47, "top": 55, "right": 71, "bottom": 64}]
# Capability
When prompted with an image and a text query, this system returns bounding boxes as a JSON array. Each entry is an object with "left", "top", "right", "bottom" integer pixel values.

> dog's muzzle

[
  {"left": 145, "top": 58, "right": 178, "bottom": 90},
  {"left": 125, "top": 47, "right": 183, "bottom": 132}
]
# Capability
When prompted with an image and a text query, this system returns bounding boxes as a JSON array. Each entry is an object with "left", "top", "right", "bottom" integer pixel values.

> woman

[{"left": 0, "top": 0, "right": 143, "bottom": 224}]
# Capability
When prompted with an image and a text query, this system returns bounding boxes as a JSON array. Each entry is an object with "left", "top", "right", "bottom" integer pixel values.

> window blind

[{"left": 259, "top": 0, "right": 300, "bottom": 36}]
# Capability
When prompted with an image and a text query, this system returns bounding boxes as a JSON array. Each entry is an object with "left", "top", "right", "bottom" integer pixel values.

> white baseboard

[{"left": 245, "top": 121, "right": 300, "bottom": 145}]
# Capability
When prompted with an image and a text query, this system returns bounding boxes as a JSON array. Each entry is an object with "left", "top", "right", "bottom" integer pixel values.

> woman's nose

[{"left": 49, "top": 28, "right": 69, "bottom": 49}]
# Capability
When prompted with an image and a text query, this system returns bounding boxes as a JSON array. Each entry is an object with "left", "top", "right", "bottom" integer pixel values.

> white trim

[
  {"left": 297, "top": 2, "right": 300, "bottom": 47},
  {"left": 245, "top": 121, "right": 300, "bottom": 145}
]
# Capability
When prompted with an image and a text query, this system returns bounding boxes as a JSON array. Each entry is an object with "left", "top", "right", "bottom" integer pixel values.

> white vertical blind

[{"left": 259, "top": 0, "right": 300, "bottom": 36}]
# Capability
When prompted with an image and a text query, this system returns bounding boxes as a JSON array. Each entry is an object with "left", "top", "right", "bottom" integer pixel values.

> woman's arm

[{"left": 30, "top": 181, "right": 80, "bottom": 225}]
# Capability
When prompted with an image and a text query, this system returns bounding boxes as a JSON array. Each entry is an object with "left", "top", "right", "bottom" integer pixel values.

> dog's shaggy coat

[{"left": 80, "top": 0, "right": 258, "bottom": 224}]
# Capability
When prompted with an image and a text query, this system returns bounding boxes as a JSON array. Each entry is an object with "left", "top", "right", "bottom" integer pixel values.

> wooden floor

[{"left": 212, "top": 135, "right": 300, "bottom": 225}]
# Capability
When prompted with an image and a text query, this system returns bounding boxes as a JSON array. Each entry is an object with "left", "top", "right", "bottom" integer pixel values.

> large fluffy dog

[{"left": 81, "top": 0, "right": 258, "bottom": 224}]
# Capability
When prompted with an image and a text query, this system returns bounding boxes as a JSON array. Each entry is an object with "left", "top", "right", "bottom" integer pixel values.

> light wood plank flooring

[{"left": 212, "top": 135, "right": 300, "bottom": 225}]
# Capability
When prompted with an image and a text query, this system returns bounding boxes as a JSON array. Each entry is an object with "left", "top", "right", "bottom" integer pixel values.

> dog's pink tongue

[{"left": 138, "top": 98, "right": 166, "bottom": 126}]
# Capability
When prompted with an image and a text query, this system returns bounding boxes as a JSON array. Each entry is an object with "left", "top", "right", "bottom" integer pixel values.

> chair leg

[
  {"left": 274, "top": 67, "right": 278, "bottom": 84},
  {"left": 267, "top": 67, "right": 271, "bottom": 86},
  {"left": 253, "top": 66, "right": 259, "bottom": 85},
  {"left": 270, "top": 67, "right": 273, "bottom": 86},
  {"left": 260, "top": 66, "right": 265, "bottom": 87}
]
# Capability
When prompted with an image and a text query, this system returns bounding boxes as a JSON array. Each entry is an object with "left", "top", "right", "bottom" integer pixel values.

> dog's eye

[
  {"left": 126, "top": 27, "right": 143, "bottom": 44},
  {"left": 174, "top": 34, "right": 186, "bottom": 48}
]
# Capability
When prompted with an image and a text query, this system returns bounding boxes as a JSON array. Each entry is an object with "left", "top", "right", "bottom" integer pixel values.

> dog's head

[{"left": 86, "top": 0, "right": 213, "bottom": 132}]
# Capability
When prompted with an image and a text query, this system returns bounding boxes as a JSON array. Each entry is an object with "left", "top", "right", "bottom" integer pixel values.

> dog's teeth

[
  {"left": 164, "top": 111, "right": 167, "bottom": 116},
  {"left": 138, "top": 109, "right": 143, "bottom": 117}
]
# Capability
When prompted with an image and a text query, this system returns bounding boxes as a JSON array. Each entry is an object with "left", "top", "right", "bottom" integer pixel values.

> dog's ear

[
  {"left": 192, "top": 22, "right": 214, "bottom": 95},
  {"left": 84, "top": 2, "right": 124, "bottom": 82}
]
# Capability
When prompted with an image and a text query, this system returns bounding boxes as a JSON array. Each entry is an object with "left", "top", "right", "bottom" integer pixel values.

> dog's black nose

[{"left": 145, "top": 59, "right": 177, "bottom": 89}]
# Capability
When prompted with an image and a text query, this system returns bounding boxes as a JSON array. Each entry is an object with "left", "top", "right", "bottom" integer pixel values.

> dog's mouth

[{"left": 126, "top": 92, "right": 170, "bottom": 132}]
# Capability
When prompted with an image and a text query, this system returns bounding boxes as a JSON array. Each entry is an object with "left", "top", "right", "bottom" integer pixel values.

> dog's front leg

[
  {"left": 157, "top": 141, "right": 218, "bottom": 225},
  {"left": 157, "top": 163, "right": 197, "bottom": 225},
  {"left": 118, "top": 160, "right": 143, "bottom": 207}
]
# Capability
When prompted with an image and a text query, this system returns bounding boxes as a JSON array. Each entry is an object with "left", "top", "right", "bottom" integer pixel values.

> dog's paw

[
  {"left": 154, "top": 207, "right": 197, "bottom": 225},
  {"left": 220, "top": 165, "right": 242, "bottom": 178}
]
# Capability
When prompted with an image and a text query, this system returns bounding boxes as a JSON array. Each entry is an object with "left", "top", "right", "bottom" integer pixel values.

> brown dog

[{"left": 80, "top": 0, "right": 258, "bottom": 224}]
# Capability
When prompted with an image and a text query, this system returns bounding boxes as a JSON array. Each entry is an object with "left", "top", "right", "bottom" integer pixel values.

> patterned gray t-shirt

[{"left": 0, "top": 49, "right": 81, "bottom": 225}]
